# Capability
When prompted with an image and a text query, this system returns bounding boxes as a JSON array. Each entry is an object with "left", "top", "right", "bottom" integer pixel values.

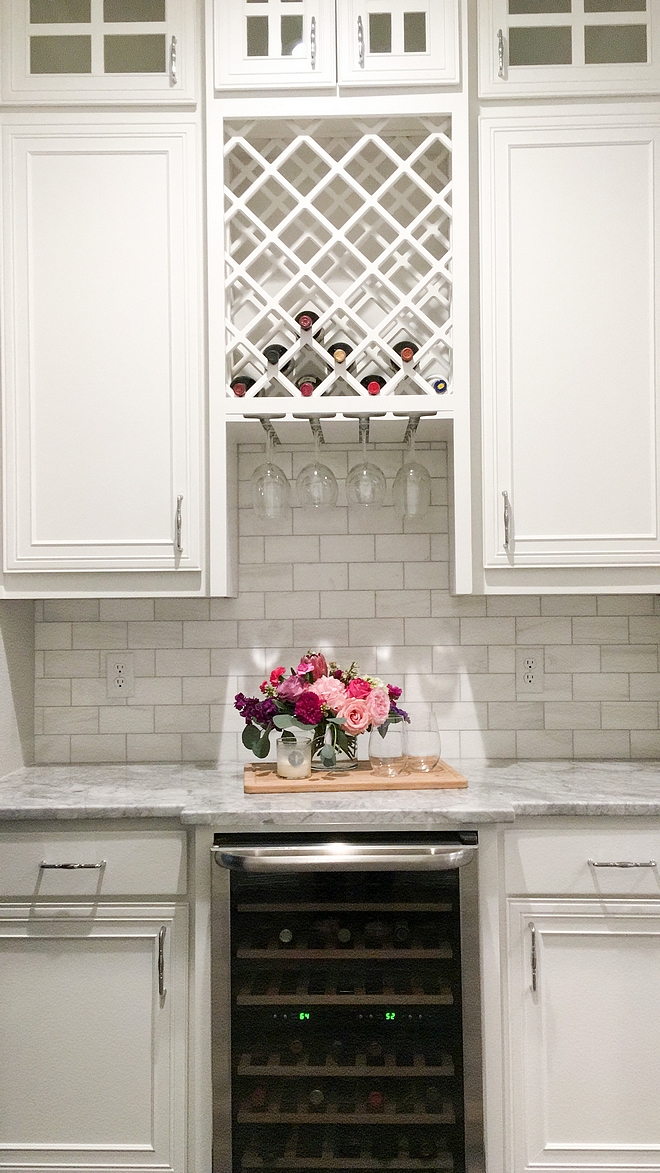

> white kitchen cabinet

[
  {"left": 0, "top": 0, "right": 196, "bottom": 104},
  {"left": 0, "top": 115, "right": 204, "bottom": 593},
  {"left": 478, "top": 0, "right": 660, "bottom": 99},
  {"left": 0, "top": 901, "right": 188, "bottom": 1172},
  {"left": 212, "top": 0, "right": 459, "bottom": 90},
  {"left": 479, "top": 111, "right": 660, "bottom": 592}
]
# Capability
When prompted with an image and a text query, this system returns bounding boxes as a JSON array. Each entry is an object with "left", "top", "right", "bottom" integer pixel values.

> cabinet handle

[
  {"left": 158, "top": 926, "right": 167, "bottom": 998},
  {"left": 357, "top": 15, "right": 365, "bottom": 67},
  {"left": 169, "top": 35, "right": 177, "bottom": 85},
  {"left": 529, "top": 921, "right": 537, "bottom": 993},
  {"left": 40, "top": 860, "right": 106, "bottom": 870},
  {"left": 588, "top": 858, "right": 657, "bottom": 869},
  {"left": 310, "top": 16, "right": 316, "bottom": 69},
  {"left": 175, "top": 494, "right": 183, "bottom": 554},
  {"left": 497, "top": 28, "right": 505, "bottom": 79},
  {"left": 502, "top": 490, "right": 511, "bottom": 551}
]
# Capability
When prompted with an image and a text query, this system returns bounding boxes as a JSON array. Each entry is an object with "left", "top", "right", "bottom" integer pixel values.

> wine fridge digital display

[{"left": 211, "top": 833, "right": 483, "bottom": 1173}]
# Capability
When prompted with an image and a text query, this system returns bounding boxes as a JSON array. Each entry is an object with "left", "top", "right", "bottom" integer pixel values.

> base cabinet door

[
  {"left": 0, "top": 902, "right": 188, "bottom": 1172},
  {"left": 1, "top": 117, "right": 202, "bottom": 584},
  {"left": 507, "top": 899, "right": 660, "bottom": 1173}
]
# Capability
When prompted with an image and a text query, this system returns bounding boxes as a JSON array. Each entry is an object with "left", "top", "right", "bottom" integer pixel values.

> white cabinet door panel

[
  {"left": 214, "top": 0, "right": 337, "bottom": 90},
  {"left": 0, "top": 902, "right": 187, "bottom": 1171},
  {"left": 507, "top": 900, "right": 660, "bottom": 1172},
  {"left": 1, "top": 120, "right": 201, "bottom": 573},
  {"left": 337, "top": 0, "right": 459, "bottom": 85},
  {"left": 481, "top": 116, "right": 660, "bottom": 570}
]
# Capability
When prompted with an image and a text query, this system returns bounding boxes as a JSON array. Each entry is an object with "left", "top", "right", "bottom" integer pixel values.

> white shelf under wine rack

[{"left": 223, "top": 116, "right": 452, "bottom": 406}]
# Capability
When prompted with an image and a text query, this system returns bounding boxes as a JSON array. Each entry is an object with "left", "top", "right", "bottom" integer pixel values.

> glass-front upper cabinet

[
  {"left": 1, "top": 0, "right": 196, "bottom": 103},
  {"left": 213, "top": 0, "right": 459, "bottom": 90},
  {"left": 479, "top": 1, "right": 660, "bottom": 97}
]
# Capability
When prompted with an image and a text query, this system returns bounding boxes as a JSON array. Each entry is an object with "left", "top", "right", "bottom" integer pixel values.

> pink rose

[
  {"left": 277, "top": 674, "right": 306, "bottom": 702},
  {"left": 346, "top": 677, "right": 371, "bottom": 699},
  {"left": 337, "top": 697, "right": 370, "bottom": 735},
  {"left": 309, "top": 675, "right": 347, "bottom": 711},
  {"left": 366, "top": 686, "right": 390, "bottom": 726}
]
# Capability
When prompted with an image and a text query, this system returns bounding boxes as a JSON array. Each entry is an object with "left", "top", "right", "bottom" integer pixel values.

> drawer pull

[
  {"left": 588, "top": 859, "right": 657, "bottom": 869},
  {"left": 39, "top": 860, "right": 106, "bottom": 870},
  {"left": 529, "top": 921, "right": 537, "bottom": 993},
  {"left": 158, "top": 926, "right": 167, "bottom": 998}
]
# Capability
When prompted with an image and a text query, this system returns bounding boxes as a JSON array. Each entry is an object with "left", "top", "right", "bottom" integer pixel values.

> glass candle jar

[{"left": 276, "top": 736, "right": 312, "bottom": 780}]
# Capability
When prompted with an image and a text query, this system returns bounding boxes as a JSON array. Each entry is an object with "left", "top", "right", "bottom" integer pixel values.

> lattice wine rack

[{"left": 224, "top": 116, "right": 452, "bottom": 406}]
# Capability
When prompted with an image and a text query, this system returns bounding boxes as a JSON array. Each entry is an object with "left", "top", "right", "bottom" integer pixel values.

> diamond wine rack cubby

[{"left": 223, "top": 116, "right": 452, "bottom": 411}]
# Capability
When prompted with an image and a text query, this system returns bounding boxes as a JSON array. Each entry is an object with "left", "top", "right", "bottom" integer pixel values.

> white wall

[{"left": 0, "top": 600, "right": 34, "bottom": 773}]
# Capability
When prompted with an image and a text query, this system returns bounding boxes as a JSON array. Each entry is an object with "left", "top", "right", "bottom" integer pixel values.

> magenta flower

[
  {"left": 295, "top": 691, "right": 323, "bottom": 726},
  {"left": 277, "top": 674, "right": 306, "bottom": 702},
  {"left": 346, "top": 677, "right": 371, "bottom": 700}
]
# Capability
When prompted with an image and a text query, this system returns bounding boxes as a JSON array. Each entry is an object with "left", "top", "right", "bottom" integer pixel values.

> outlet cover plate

[
  {"left": 515, "top": 646, "right": 545, "bottom": 698},
  {"left": 106, "top": 651, "right": 135, "bottom": 698}
]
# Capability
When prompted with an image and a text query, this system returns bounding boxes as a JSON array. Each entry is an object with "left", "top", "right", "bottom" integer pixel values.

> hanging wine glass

[
  {"left": 251, "top": 430, "right": 291, "bottom": 520},
  {"left": 393, "top": 428, "right": 431, "bottom": 518},
  {"left": 296, "top": 431, "right": 338, "bottom": 510},
  {"left": 346, "top": 427, "right": 387, "bottom": 508}
]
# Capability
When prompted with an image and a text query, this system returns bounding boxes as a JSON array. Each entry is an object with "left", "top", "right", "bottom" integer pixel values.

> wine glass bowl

[
  {"left": 251, "top": 431, "right": 292, "bottom": 520},
  {"left": 346, "top": 460, "right": 387, "bottom": 508},
  {"left": 393, "top": 459, "right": 431, "bottom": 518},
  {"left": 368, "top": 722, "right": 407, "bottom": 776},
  {"left": 405, "top": 710, "right": 441, "bottom": 773},
  {"left": 296, "top": 433, "right": 339, "bottom": 510}
]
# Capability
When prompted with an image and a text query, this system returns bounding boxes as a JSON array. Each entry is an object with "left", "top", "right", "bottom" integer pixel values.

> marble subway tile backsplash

[{"left": 34, "top": 441, "right": 660, "bottom": 764}]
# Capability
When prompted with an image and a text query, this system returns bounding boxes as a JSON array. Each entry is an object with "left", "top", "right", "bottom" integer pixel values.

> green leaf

[
  {"left": 273, "top": 714, "right": 294, "bottom": 729},
  {"left": 255, "top": 731, "right": 271, "bottom": 759},
  {"left": 319, "top": 744, "right": 336, "bottom": 767},
  {"left": 326, "top": 715, "right": 346, "bottom": 726},
  {"left": 377, "top": 721, "right": 389, "bottom": 737},
  {"left": 242, "top": 723, "right": 260, "bottom": 751}
]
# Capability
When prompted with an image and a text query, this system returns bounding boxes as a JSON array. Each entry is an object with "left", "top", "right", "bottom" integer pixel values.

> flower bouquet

[{"left": 235, "top": 652, "right": 408, "bottom": 769}]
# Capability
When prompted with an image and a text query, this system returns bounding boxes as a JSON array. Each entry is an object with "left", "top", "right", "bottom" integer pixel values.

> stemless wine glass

[
  {"left": 346, "top": 429, "right": 387, "bottom": 508},
  {"left": 296, "top": 431, "right": 339, "bottom": 510},
  {"left": 406, "top": 709, "right": 441, "bottom": 772},
  {"left": 251, "top": 430, "right": 291, "bottom": 520},
  {"left": 368, "top": 721, "right": 407, "bottom": 777},
  {"left": 393, "top": 430, "right": 431, "bottom": 519}
]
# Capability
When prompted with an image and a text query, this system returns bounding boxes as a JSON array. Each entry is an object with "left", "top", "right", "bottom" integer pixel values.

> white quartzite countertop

[{"left": 0, "top": 761, "right": 659, "bottom": 826}]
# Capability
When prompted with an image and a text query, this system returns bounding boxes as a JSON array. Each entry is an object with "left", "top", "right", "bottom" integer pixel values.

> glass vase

[{"left": 311, "top": 732, "right": 359, "bottom": 772}]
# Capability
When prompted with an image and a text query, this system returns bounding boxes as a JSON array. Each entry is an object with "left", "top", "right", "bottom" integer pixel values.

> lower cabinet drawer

[
  {"left": 504, "top": 826, "right": 660, "bottom": 896},
  {"left": 0, "top": 828, "right": 187, "bottom": 896}
]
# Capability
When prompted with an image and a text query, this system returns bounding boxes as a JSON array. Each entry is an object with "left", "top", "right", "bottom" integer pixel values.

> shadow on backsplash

[{"left": 34, "top": 440, "right": 660, "bottom": 765}]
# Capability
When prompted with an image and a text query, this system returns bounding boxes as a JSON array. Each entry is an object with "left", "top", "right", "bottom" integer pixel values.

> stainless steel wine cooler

[{"left": 211, "top": 833, "right": 483, "bottom": 1173}]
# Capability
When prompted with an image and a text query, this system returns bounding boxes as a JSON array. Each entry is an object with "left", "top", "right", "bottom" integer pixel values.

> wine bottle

[
  {"left": 365, "top": 1088, "right": 385, "bottom": 1112},
  {"left": 288, "top": 1037, "right": 304, "bottom": 1056},
  {"left": 327, "top": 342, "right": 354, "bottom": 364},
  {"left": 364, "top": 919, "right": 389, "bottom": 947},
  {"left": 296, "top": 374, "right": 319, "bottom": 398},
  {"left": 263, "top": 343, "right": 289, "bottom": 367},
  {"left": 313, "top": 918, "right": 339, "bottom": 946},
  {"left": 278, "top": 926, "right": 295, "bottom": 947},
  {"left": 393, "top": 919, "right": 411, "bottom": 947},
  {"left": 365, "top": 1040, "right": 384, "bottom": 1066},
  {"left": 307, "top": 1087, "right": 325, "bottom": 1112},
  {"left": 295, "top": 309, "right": 320, "bottom": 334},
  {"left": 433, "top": 377, "right": 448, "bottom": 394},
  {"left": 230, "top": 375, "right": 256, "bottom": 397},
  {"left": 336, "top": 926, "right": 352, "bottom": 947},
  {"left": 392, "top": 339, "right": 418, "bottom": 364},
  {"left": 360, "top": 374, "right": 385, "bottom": 396}
]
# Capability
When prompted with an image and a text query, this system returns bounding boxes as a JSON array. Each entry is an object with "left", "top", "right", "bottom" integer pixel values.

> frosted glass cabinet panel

[
  {"left": 479, "top": 1, "right": 660, "bottom": 96},
  {"left": 1, "top": 0, "right": 196, "bottom": 102},
  {"left": 336, "top": 0, "right": 459, "bottom": 85},
  {"left": 1, "top": 120, "right": 202, "bottom": 574},
  {"left": 480, "top": 115, "right": 660, "bottom": 572},
  {"left": 214, "top": 0, "right": 337, "bottom": 89}
]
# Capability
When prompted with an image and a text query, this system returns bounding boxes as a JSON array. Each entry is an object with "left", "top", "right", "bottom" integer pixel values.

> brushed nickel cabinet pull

[
  {"left": 358, "top": 15, "right": 365, "bottom": 67},
  {"left": 588, "top": 858, "right": 657, "bottom": 869},
  {"left": 310, "top": 16, "right": 317, "bottom": 68},
  {"left": 497, "top": 28, "right": 505, "bottom": 78},
  {"left": 502, "top": 490, "right": 511, "bottom": 551},
  {"left": 529, "top": 921, "right": 537, "bottom": 993},
  {"left": 158, "top": 926, "right": 167, "bottom": 998},
  {"left": 169, "top": 35, "right": 177, "bottom": 85},
  {"left": 175, "top": 495, "right": 183, "bottom": 554},
  {"left": 40, "top": 860, "right": 106, "bottom": 870}
]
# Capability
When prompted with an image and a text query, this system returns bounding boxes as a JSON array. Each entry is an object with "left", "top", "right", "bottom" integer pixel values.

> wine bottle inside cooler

[
  {"left": 295, "top": 309, "right": 321, "bottom": 338},
  {"left": 230, "top": 375, "right": 256, "bottom": 397},
  {"left": 262, "top": 343, "right": 292, "bottom": 371},
  {"left": 360, "top": 374, "right": 385, "bottom": 396},
  {"left": 392, "top": 339, "right": 419, "bottom": 365}
]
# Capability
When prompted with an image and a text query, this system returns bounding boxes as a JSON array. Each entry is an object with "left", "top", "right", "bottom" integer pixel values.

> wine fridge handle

[
  {"left": 529, "top": 921, "right": 537, "bottom": 993},
  {"left": 212, "top": 844, "right": 476, "bottom": 873}
]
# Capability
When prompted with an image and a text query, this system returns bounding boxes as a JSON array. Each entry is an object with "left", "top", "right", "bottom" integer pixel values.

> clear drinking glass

[
  {"left": 405, "top": 709, "right": 441, "bottom": 772},
  {"left": 368, "top": 721, "right": 407, "bottom": 777}
]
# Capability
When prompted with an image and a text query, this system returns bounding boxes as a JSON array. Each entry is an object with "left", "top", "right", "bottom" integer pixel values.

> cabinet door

[
  {"left": 481, "top": 115, "right": 660, "bottom": 572},
  {"left": 479, "top": 1, "right": 660, "bottom": 98},
  {"left": 1, "top": 119, "right": 202, "bottom": 574},
  {"left": 214, "top": 0, "right": 336, "bottom": 90},
  {"left": 507, "top": 899, "right": 660, "bottom": 1173},
  {"left": 1, "top": 0, "right": 195, "bottom": 103},
  {"left": 0, "top": 902, "right": 187, "bottom": 1171},
  {"left": 337, "top": 0, "right": 459, "bottom": 85}
]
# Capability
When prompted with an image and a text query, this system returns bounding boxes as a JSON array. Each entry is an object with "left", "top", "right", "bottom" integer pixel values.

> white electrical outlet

[
  {"left": 106, "top": 652, "right": 135, "bottom": 697},
  {"left": 515, "top": 647, "right": 545, "bottom": 697}
]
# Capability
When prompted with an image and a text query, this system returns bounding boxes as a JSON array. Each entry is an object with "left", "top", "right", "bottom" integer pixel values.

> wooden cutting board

[{"left": 243, "top": 759, "right": 467, "bottom": 794}]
